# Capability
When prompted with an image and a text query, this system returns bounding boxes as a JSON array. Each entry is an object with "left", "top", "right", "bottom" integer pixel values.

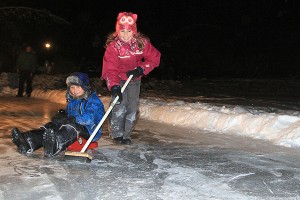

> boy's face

[{"left": 69, "top": 85, "right": 85, "bottom": 97}]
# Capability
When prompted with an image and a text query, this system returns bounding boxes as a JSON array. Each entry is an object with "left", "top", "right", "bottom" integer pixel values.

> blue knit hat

[{"left": 66, "top": 72, "right": 90, "bottom": 92}]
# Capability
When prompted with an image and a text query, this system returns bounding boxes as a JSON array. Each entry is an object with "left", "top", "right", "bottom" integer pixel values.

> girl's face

[
  {"left": 69, "top": 85, "right": 85, "bottom": 98},
  {"left": 118, "top": 29, "right": 134, "bottom": 42}
]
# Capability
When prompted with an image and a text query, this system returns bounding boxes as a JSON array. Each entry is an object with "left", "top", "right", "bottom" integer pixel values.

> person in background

[
  {"left": 11, "top": 72, "right": 105, "bottom": 157},
  {"left": 102, "top": 12, "right": 161, "bottom": 145},
  {"left": 16, "top": 45, "right": 39, "bottom": 97}
]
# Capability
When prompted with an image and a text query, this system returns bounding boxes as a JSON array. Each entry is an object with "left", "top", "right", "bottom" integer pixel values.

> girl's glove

[
  {"left": 126, "top": 66, "right": 144, "bottom": 79},
  {"left": 111, "top": 85, "right": 122, "bottom": 104}
]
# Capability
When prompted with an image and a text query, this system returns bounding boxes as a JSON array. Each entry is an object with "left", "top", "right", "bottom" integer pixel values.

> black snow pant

[
  {"left": 42, "top": 121, "right": 90, "bottom": 157},
  {"left": 11, "top": 120, "right": 90, "bottom": 157},
  {"left": 109, "top": 80, "right": 141, "bottom": 139}
]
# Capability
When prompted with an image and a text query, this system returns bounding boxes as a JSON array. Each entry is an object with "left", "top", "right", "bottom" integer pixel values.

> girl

[{"left": 102, "top": 12, "right": 161, "bottom": 144}]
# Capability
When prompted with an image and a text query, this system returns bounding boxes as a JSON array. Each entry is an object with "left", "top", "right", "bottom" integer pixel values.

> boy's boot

[{"left": 11, "top": 128, "right": 44, "bottom": 155}]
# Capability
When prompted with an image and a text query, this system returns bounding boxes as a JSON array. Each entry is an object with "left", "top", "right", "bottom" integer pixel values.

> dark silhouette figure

[{"left": 16, "top": 45, "right": 38, "bottom": 97}]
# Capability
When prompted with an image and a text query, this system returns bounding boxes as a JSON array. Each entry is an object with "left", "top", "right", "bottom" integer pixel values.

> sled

[
  {"left": 64, "top": 137, "right": 98, "bottom": 161},
  {"left": 67, "top": 136, "right": 98, "bottom": 151}
]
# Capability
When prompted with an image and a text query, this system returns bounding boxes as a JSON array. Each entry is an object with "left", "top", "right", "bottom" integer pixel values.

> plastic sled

[{"left": 67, "top": 136, "right": 98, "bottom": 152}]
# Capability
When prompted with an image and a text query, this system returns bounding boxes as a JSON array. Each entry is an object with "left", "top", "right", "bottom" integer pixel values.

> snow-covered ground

[
  {"left": 1, "top": 72, "right": 300, "bottom": 200},
  {"left": 1, "top": 72, "right": 300, "bottom": 148}
]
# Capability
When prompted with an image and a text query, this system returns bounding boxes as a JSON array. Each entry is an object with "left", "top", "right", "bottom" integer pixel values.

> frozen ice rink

[{"left": 1, "top": 97, "right": 300, "bottom": 200}]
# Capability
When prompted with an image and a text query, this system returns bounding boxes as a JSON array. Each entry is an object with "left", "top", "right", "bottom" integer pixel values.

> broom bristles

[{"left": 64, "top": 151, "right": 92, "bottom": 163}]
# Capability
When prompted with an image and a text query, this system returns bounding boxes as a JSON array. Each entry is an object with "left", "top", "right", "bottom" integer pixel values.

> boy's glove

[
  {"left": 67, "top": 115, "right": 76, "bottom": 124},
  {"left": 51, "top": 111, "right": 68, "bottom": 125},
  {"left": 111, "top": 85, "right": 122, "bottom": 104},
  {"left": 126, "top": 66, "right": 144, "bottom": 79}
]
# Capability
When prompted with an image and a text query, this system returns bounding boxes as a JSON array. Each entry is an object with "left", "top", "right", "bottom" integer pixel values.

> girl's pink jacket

[{"left": 102, "top": 38, "right": 161, "bottom": 90}]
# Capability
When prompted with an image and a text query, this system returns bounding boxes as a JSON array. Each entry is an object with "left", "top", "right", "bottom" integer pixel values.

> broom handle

[{"left": 80, "top": 75, "right": 133, "bottom": 153}]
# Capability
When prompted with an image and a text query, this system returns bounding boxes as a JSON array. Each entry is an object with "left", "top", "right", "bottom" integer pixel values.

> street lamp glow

[{"left": 45, "top": 42, "right": 51, "bottom": 49}]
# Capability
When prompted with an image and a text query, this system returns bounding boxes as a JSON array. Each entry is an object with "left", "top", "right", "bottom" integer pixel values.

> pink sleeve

[
  {"left": 138, "top": 41, "right": 161, "bottom": 75},
  {"left": 101, "top": 45, "right": 121, "bottom": 90}
]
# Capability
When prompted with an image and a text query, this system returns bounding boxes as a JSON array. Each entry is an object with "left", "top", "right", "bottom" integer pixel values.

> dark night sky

[{"left": 1, "top": 0, "right": 300, "bottom": 79}]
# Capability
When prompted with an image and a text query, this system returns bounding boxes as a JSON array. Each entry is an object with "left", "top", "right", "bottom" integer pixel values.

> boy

[{"left": 11, "top": 72, "right": 105, "bottom": 157}]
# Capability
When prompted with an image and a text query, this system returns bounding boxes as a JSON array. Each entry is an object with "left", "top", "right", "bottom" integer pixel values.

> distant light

[{"left": 45, "top": 42, "right": 51, "bottom": 49}]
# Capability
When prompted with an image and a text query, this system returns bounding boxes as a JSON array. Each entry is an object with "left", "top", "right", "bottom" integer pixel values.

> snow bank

[
  {"left": 1, "top": 72, "right": 300, "bottom": 148},
  {"left": 27, "top": 89, "right": 300, "bottom": 148},
  {"left": 139, "top": 99, "right": 300, "bottom": 148}
]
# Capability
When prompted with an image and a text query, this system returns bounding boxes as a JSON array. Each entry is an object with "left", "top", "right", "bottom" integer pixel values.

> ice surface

[{"left": 1, "top": 73, "right": 300, "bottom": 199}]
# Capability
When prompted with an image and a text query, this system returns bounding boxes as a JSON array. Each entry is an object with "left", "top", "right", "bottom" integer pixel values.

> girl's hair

[{"left": 104, "top": 32, "right": 149, "bottom": 50}]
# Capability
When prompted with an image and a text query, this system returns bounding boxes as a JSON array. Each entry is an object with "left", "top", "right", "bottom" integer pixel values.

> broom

[{"left": 64, "top": 75, "right": 133, "bottom": 162}]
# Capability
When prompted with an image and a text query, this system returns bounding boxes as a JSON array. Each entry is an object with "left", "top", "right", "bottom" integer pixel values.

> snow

[
  {"left": 1, "top": 72, "right": 300, "bottom": 148},
  {"left": 1, "top": 72, "right": 300, "bottom": 200},
  {"left": 139, "top": 99, "right": 300, "bottom": 147}
]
